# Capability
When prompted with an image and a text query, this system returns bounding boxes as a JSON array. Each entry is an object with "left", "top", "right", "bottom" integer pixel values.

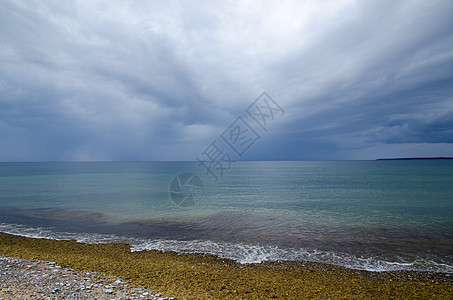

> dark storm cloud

[{"left": 0, "top": 0, "right": 452, "bottom": 161}]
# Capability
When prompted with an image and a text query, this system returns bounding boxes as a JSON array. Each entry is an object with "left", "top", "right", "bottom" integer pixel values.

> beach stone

[{"left": 1, "top": 256, "right": 172, "bottom": 300}]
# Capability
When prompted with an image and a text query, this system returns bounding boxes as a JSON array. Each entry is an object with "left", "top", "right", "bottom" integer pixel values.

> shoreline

[
  {"left": 1, "top": 232, "right": 452, "bottom": 299},
  {"left": 2, "top": 219, "right": 451, "bottom": 274}
]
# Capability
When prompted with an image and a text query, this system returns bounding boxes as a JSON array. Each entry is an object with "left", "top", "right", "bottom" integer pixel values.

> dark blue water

[{"left": 1, "top": 161, "right": 452, "bottom": 272}]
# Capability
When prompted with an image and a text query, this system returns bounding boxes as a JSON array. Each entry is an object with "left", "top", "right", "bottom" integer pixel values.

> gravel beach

[
  {"left": 1, "top": 232, "right": 452, "bottom": 299},
  {"left": 0, "top": 256, "right": 174, "bottom": 300}
]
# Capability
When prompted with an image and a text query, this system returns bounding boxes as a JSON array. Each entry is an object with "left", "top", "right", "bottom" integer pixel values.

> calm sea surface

[{"left": 1, "top": 161, "right": 452, "bottom": 272}]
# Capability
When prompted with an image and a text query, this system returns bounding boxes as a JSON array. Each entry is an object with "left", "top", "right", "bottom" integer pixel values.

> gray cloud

[{"left": 1, "top": 0, "right": 452, "bottom": 161}]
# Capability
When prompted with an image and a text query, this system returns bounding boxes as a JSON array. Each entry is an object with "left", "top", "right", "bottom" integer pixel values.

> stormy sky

[{"left": 1, "top": 0, "right": 453, "bottom": 161}]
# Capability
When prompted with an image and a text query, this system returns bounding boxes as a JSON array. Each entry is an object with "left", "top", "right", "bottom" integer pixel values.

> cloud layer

[{"left": 1, "top": 0, "right": 453, "bottom": 161}]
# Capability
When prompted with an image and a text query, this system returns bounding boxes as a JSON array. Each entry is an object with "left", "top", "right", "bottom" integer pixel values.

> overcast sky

[{"left": 1, "top": 0, "right": 453, "bottom": 161}]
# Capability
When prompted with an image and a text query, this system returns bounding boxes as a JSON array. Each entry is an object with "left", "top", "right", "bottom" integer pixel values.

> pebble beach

[
  {"left": 0, "top": 256, "right": 173, "bottom": 300},
  {"left": 1, "top": 232, "right": 452, "bottom": 299}
]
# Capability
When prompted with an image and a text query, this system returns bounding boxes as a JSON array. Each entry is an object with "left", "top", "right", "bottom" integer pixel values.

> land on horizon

[{"left": 376, "top": 157, "right": 453, "bottom": 160}]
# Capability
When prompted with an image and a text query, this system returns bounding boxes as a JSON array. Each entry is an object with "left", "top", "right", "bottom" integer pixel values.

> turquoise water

[{"left": 1, "top": 161, "right": 452, "bottom": 272}]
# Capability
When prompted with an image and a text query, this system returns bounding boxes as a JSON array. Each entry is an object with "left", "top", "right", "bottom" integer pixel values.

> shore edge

[{"left": 1, "top": 232, "right": 452, "bottom": 299}]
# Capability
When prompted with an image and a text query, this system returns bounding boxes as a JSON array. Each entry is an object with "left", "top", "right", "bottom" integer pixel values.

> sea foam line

[{"left": 1, "top": 223, "right": 452, "bottom": 273}]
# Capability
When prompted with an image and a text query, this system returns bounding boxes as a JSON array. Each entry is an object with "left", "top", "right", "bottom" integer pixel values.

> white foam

[
  {"left": 1, "top": 223, "right": 452, "bottom": 273},
  {"left": 0, "top": 223, "right": 127, "bottom": 244}
]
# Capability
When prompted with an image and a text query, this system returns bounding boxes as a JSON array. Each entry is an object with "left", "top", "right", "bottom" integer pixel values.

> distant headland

[{"left": 376, "top": 157, "right": 453, "bottom": 160}]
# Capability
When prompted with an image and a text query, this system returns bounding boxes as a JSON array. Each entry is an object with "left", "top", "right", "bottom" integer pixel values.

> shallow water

[{"left": 0, "top": 161, "right": 452, "bottom": 272}]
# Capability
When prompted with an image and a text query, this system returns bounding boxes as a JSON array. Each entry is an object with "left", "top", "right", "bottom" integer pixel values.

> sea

[{"left": 0, "top": 161, "right": 452, "bottom": 273}]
